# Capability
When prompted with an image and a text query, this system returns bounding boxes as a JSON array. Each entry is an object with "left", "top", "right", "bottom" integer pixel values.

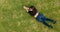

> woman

[{"left": 23, "top": 6, "right": 56, "bottom": 28}]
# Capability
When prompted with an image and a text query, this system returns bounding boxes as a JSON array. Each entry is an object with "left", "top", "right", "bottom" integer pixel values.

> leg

[
  {"left": 36, "top": 14, "right": 53, "bottom": 28},
  {"left": 37, "top": 18, "right": 53, "bottom": 28},
  {"left": 41, "top": 18, "right": 53, "bottom": 28},
  {"left": 46, "top": 18, "right": 56, "bottom": 24},
  {"left": 42, "top": 21, "right": 53, "bottom": 28}
]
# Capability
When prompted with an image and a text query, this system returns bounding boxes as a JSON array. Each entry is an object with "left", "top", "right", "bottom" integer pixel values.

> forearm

[{"left": 23, "top": 6, "right": 29, "bottom": 12}]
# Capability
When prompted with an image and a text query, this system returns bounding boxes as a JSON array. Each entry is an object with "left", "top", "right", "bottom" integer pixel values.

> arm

[{"left": 23, "top": 6, "right": 29, "bottom": 12}]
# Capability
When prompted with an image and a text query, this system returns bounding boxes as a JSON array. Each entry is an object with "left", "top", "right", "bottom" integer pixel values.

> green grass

[{"left": 0, "top": 0, "right": 60, "bottom": 32}]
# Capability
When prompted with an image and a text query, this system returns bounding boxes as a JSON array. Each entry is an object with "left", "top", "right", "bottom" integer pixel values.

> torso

[
  {"left": 28, "top": 10, "right": 37, "bottom": 16},
  {"left": 28, "top": 7, "right": 38, "bottom": 18}
]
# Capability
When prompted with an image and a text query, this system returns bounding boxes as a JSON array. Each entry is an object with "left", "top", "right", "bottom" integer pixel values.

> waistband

[{"left": 34, "top": 13, "right": 39, "bottom": 18}]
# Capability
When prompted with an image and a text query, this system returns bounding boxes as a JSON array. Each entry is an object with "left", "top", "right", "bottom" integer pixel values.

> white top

[{"left": 34, "top": 13, "right": 39, "bottom": 18}]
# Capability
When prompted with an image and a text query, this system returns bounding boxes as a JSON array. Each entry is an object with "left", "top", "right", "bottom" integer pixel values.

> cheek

[{"left": 29, "top": 9, "right": 33, "bottom": 11}]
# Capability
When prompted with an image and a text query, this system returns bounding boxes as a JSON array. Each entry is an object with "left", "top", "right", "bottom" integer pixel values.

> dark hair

[
  {"left": 29, "top": 6, "right": 37, "bottom": 11},
  {"left": 30, "top": 6, "right": 35, "bottom": 9}
]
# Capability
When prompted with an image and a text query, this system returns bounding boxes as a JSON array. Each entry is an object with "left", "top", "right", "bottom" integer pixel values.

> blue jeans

[{"left": 36, "top": 13, "right": 55, "bottom": 28}]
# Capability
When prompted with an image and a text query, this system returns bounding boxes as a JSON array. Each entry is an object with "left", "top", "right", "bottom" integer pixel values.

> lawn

[{"left": 0, "top": 0, "right": 60, "bottom": 32}]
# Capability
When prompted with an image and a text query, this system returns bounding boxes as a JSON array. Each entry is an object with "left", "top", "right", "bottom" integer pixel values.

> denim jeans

[{"left": 36, "top": 13, "right": 55, "bottom": 28}]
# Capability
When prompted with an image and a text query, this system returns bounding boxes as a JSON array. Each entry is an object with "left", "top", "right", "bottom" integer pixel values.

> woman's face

[{"left": 29, "top": 8, "right": 33, "bottom": 11}]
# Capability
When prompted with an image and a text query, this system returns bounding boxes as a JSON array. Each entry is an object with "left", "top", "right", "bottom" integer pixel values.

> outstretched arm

[{"left": 23, "top": 6, "right": 29, "bottom": 12}]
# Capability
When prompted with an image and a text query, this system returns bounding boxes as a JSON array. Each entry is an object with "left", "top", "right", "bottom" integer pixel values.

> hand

[{"left": 23, "top": 6, "right": 29, "bottom": 12}]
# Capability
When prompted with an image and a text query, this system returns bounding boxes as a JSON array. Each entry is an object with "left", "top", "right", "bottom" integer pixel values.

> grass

[{"left": 0, "top": 0, "right": 60, "bottom": 32}]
